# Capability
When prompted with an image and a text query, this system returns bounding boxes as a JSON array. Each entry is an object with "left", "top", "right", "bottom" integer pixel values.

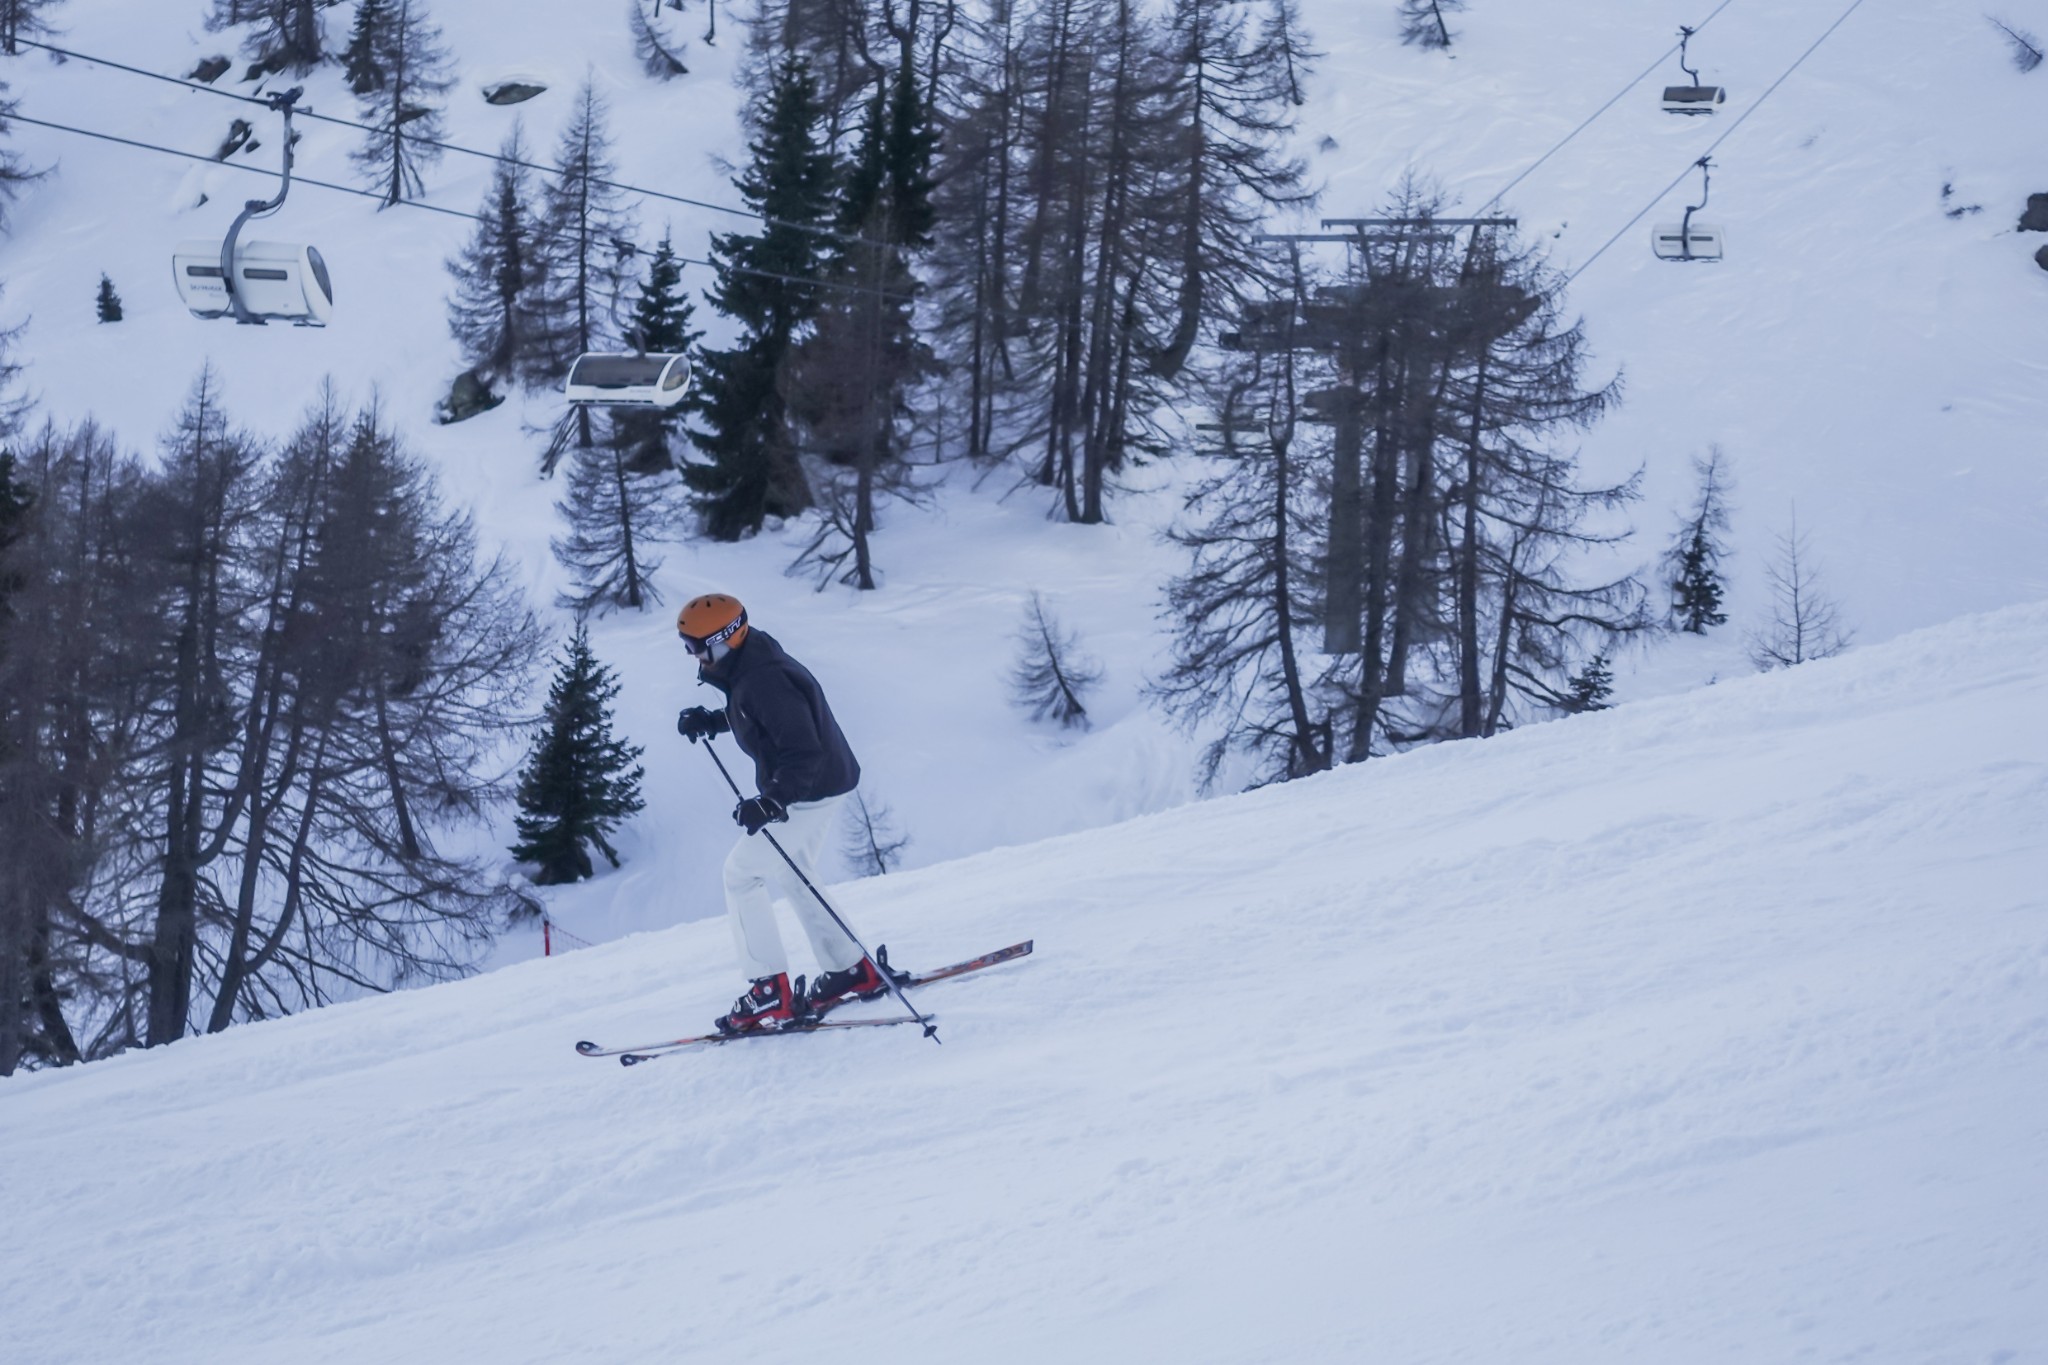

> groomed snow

[
  {"left": 4, "top": 602, "right": 2044, "bottom": 1362},
  {"left": 4, "top": 6, "right": 2047, "bottom": 1351}
]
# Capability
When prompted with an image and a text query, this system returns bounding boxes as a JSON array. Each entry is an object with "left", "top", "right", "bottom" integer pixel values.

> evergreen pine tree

[
  {"left": 683, "top": 53, "right": 835, "bottom": 539},
  {"left": 626, "top": 230, "right": 699, "bottom": 353},
  {"left": 1563, "top": 652, "right": 1615, "bottom": 713},
  {"left": 445, "top": 124, "right": 535, "bottom": 387},
  {"left": 615, "top": 231, "right": 703, "bottom": 473},
  {"left": 343, "top": 0, "right": 396, "bottom": 94},
  {"left": 1668, "top": 447, "right": 1733, "bottom": 634},
  {"left": 509, "top": 624, "right": 645, "bottom": 885},
  {"left": 350, "top": 0, "right": 454, "bottom": 207},
  {"left": 551, "top": 423, "right": 672, "bottom": 614},
  {"left": 94, "top": 273, "right": 123, "bottom": 323}
]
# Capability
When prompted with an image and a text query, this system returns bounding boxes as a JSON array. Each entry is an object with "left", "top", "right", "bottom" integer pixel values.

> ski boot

[
  {"left": 715, "top": 973, "right": 807, "bottom": 1034},
  {"left": 806, "top": 957, "right": 890, "bottom": 1011}
]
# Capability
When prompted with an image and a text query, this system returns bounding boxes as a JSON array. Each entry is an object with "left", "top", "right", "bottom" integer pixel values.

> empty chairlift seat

[
  {"left": 563, "top": 352, "right": 694, "bottom": 408},
  {"left": 1663, "top": 28, "right": 1725, "bottom": 115},
  {"left": 1651, "top": 223, "right": 1724, "bottom": 262},
  {"left": 1661, "top": 84, "right": 1725, "bottom": 114},
  {"left": 173, "top": 239, "right": 333, "bottom": 325}
]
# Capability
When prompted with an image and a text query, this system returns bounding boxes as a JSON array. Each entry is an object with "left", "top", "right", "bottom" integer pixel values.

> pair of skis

[{"left": 574, "top": 940, "right": 1032, "bottom": 1066}]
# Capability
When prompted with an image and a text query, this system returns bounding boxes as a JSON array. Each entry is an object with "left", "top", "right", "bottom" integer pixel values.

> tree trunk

[
  {"left": 1267, "top": 372, "right": 1324, "bottom": 776},
  {"left": 611, "top": 442, "right": 642, "bottom": 607},
  {"left": 1455, "top": 360, "right": 1488, "bottom": 738},
  {"left": 1159, "top": 32, "right": 1207, "bottom": 380},
  {"left": 1324, "top": 349, "right": 1365, "bottom": 654}
]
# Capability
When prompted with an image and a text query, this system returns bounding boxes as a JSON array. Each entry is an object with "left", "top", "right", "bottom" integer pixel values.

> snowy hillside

[
  {"left": 1294, "top": 0, "right": 2048, "bottom": 645},
  {"left": 4, "top": 601, "right": 2045, "bottom": 1362},
  {"left": 3, "top": 0, "right": 2046, "bottom": 959}
]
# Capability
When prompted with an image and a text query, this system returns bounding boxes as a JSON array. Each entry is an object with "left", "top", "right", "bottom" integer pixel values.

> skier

[{"left": 673, "top": 593, "right": 886, "bottom": 1033}]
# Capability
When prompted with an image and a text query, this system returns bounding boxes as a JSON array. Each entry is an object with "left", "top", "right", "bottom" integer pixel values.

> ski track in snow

[{"left": 5, "top": 603, "right": 2047, "bottom": 1362}]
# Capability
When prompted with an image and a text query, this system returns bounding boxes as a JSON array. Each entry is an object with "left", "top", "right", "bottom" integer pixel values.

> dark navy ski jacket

[{"left": 700, "top": 629, "right": 861, "bottom": 806}]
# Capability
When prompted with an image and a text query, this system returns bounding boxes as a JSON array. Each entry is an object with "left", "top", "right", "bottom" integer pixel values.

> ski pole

[{"left": 700, "top": 739, "right": 940, "bottom": 1043}]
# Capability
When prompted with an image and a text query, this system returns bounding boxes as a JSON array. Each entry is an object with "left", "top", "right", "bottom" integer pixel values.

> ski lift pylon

[
  {"left": 1661, "top": 26, "right": 1726, "bottom": 114},
  {"left": 563, "top": 352, "right": 694, "bottom": 408},
  {"left": 1652, "top": 157, "right": 1724, "bottom": 262},
  {"left": 172, "top": 87, "right": 333, "bottom": 326}
]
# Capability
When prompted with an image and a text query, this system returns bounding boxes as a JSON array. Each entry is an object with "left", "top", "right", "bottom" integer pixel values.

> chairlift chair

[
  {"left": 562, "top": 352, "right": 694, "bottom": 408},
  {"left": 1651, "top": 223, "right": 1724, "bottom": 261},
  {"left": 1661, "top": 84, "right": 1725, "bottom": 114},
  {"left": 172, "top": 88, "right": 333, "bottom": 325},
  {"left": 1661, "top": 26, "right": 1725, "bottom": 114},
  {"left": 173, "top": 239, "right": 333, "bottom": 323},
  {"left": 1652, "top": 157, "right": 1724, "bottom": 262}
]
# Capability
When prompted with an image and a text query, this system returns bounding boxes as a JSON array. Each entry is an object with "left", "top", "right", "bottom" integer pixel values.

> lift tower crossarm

[{"left": 1319, "top": 217, "right": 1519, "bottom": 229}]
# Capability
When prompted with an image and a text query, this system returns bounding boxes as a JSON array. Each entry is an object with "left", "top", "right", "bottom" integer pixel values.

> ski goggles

[{"left": 680, "top": 609, "right": 747, "bottom": 657}]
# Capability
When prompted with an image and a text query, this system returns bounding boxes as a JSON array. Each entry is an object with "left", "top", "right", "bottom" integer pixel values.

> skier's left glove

[
  {"left": 733, "top": 795, "right": 787, "bottom": 835},
  {"left": 677, "top": 706, "right": 730, "bottom": 743}
]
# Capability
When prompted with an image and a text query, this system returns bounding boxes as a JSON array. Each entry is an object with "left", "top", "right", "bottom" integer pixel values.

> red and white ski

[{"left": 574, "top": 939, "right": 1033, "bottom": 1065}]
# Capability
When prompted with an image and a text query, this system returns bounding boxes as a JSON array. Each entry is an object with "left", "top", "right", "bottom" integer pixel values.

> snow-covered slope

[
  {"left": 2, "top": 1, "right": 2044, "bottom": 950},
  {"left": 1297, "top": 0, "right": 2048, "bottom": 650},
  {"left": 4, "top": 603, "right": 2045, "bottom": 1363},
  {"left": 0, "top": 0, "right": 1207, "bottom": 947}
]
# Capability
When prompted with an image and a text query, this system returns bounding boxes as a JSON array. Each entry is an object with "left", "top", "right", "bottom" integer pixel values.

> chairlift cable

[
  {"left": 1563, "top": 0, "right": 1874, "bottom": 286},
  {"left": 1477, "top": 0, "right": 1739, "bottom": 215},
  {"left": 6, "top": 109, "right": 914, "bottom": 303},
  {"left": 8, "top": 36, "right": 886, "bottom": 250},
  {"left": 7, "top": 109, "right": 479, "bottom": 220}
]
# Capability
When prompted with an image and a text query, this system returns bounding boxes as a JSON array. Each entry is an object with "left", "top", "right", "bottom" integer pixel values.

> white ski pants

[{"left": 723, "top": 794, "right": 863, "bottom": 981}]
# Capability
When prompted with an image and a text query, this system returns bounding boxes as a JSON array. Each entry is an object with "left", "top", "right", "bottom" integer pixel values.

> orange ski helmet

[{"left": 677, "top": 593, "right": 749, "bottom": 657}]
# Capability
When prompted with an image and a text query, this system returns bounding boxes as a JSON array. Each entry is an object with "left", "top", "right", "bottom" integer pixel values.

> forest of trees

[
  {"left": 0, "top": 0, "right": 1857, "bottom": 1068},
  {"left": 438, "top": 0, "right": 1320, "bottom": 575},
  {"left": 0, "top": 368, "right": 539, "bottom": 1073},
  {"left": 1156, "top": 184, "right": 1649, "bottom": 784}
]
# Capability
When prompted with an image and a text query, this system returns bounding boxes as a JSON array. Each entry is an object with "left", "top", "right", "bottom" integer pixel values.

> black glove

[
  {"left": 677, "top": 706, "right": 729, "bottom": 744},
  {"left": 733, "top": 795, "right": 787, "bottom": 835}
]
